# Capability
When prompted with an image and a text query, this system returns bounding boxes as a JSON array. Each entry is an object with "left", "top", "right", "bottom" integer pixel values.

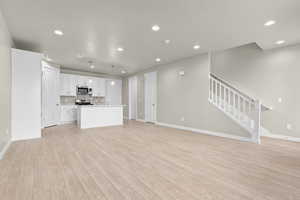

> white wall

[
  {"left": 105, "top": 79, "right": 122, "bottom": 105},
  {"left": 11, "top": 48, "right": 42, "bottom": 141},
  {"left": 0, "top": 9, "right": 13, "bottom": 158}
]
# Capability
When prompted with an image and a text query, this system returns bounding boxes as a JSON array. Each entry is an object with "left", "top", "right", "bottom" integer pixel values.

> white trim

[
  {"left": 260, "top": 127, "right": 300, "bottom": 142},
  {"left": 59, "top": 121, "right": 76, "bottom": 125},
  {"left": 12, "top": 135, "right": 42, "bottom": 142},
  {"left": 262, "top": 133, "right": 300, "bottom": 142},
  {"left": 0, "top": 140, "right": 11, "bottom": 160},
  {"left": 155, "top": 122, "right": 253, "bottom": 142},
  {"left": 136, "top": 119, "right": 146, "bottom": 123}
]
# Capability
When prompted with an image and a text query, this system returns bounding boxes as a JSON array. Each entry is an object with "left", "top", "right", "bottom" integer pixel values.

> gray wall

[
  {"left": 125, "top": 54, "right": 249, "bottom": 138},
  {"left": 0, "top": 10, "right": 13, "bottom": 155},
  {"left": 211, "top": 43, "right": 300, "bottom": 137}
]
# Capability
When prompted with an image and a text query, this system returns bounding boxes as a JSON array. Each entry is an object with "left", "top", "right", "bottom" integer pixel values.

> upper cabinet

[
  {"left": 60, "top": 73, "right": 76, "bottom": 96},
  {"left": 60, "top": 73, "right": 106, "bottom": 97}
]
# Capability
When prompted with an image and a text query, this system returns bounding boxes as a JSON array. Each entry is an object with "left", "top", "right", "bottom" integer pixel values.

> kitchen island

[{"left": 77, "top": 105, "right": 123, "bottom": 129}]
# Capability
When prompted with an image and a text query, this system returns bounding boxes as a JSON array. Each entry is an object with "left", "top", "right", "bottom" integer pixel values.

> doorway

[
  {"left": 42, "top": 61, "right": 60, "bottom": 127},
  {"left": 128, "top": 76, "right": 138, "bottom": 120},
  {"left": 144, "top": 71, "right": 157, "bottom": 123}
]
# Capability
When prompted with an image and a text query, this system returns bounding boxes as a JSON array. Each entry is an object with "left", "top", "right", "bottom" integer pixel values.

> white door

[
  {"left": 42, "top": 62, "right": 60, "bottom": 127},
  {"left": 128, "top": 76, "right": 137, "bottom": 120},
  {"left": 144, "top": 72, "right": 157, "bottom": 123}
]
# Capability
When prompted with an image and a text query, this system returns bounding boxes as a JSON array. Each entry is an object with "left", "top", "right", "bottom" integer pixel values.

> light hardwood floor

[{"left": 1, "top": 121, "right": 300, "bottom": 200}]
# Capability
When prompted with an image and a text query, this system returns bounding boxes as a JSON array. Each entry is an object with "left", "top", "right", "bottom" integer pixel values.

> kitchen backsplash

[{"left": 60, "top": 96, "right": 105, "bottom": 105}]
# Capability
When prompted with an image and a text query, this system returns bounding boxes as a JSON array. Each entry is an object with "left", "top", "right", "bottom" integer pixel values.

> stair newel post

[{"left": 253, "top": 99, "right": 261, "bottom": 144}]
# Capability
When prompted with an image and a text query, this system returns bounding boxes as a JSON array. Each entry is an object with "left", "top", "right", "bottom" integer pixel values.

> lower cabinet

[{"left": 60, "top": 105, "right": 77, "bottom": 124}]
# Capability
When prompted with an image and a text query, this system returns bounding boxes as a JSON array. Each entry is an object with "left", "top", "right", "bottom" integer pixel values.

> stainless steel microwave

[{"left": 77, "top": 87, "right": 92, "bottom": 96}]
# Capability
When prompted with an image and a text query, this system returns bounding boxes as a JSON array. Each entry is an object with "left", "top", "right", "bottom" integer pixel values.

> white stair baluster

[
  {"left": 208, "top": 73, "right": 261, "bottom": 144},
  {"left": 232, "top": 91, "right": 236, "bottom": 117}
]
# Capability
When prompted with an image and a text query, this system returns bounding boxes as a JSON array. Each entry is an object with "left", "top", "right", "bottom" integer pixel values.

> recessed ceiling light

[
  {"left": 90, "top": 65, "right": 95, "bottom": 69},
  {"left": 152, "top": 25, "right": 160, "bottom": 31},
  {"left": 117, "top": 47, "right": 124, "bottom": 52},
  {"left": 276, "top": 40, "right": 285, "bottom": 45},
  {"left": 155, "top": 58, "right": 161, "bottom": 62},
  {"left": 264, "top": 20, "right": 276, "bottom": 26},
  {"left": 193, "top": 44, "right": 200, "bottom": 50},
  {"left": 111, "top": 81, "right": 115, "bottom": 86},
  {"left": 164, "top": 39, "right": 171, "bottom": 44},
  {"left": 54, "top": 29, "right": 64, "bottom": 36},
  {"left": 121, "top": 70, "right": 127, "bottom": 74}
]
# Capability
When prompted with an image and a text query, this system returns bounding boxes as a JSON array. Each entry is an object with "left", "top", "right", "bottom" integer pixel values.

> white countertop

[{"left": 77, "top": 104, "right": 124, "bottom": 108}]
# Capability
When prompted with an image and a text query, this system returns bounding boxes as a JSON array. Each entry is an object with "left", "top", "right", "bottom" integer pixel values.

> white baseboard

[
  {"left": 261, "top": 127, "right": 300, "bottom": 142},
  {"left": 262, "top": 133, "right": 300, "bottom": 142},
  {"left": 156, "top": 122, "right": 253, "bottom": 142},
  {"left": 59, "top": 121, "right": 76, "bottom": 125},
  {"left": 12, "top": 135, "right": 42, "bottom": 142},
  {"left": 136, "top": 119, "right": 146, "bottom": 123},
  {"left": 0, "top": 140, "right": 11, "bottom": 160}
]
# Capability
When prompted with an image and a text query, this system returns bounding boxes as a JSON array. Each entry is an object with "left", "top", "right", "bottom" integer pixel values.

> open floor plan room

[
  {"left": 1, "top": 121, "right": 300, "bottom": 200},
  {"left": 0, "top": 0, "right": 300, "bottom": 199}
]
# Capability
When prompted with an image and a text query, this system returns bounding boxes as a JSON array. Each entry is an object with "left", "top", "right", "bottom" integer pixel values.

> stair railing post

[{"left": 253, "top": 99, "right": 261, "bottom": 144}]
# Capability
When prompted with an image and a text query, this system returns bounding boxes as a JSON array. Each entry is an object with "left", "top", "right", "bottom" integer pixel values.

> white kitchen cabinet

[
  {"left": 60, "top": 74, "right": 107, "bottom": 97},
  {"left": 92, "top": 77, "right": 106, "bottom": 97},
  {"left": 60, "top": 73, "right": 76, "bottom": 96},
  {"left": 105, "top": 79, "right": 122, "bottom": 105},
  {"left": 60, "top": 105, "right": 77, "bottom": 123},
  {"left": 77, "top": 76, "right": 92, "bottom": 87}
]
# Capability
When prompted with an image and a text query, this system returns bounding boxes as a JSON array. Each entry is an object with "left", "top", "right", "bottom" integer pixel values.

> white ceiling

[{"left": 1, "top": 0, "right": 300, "bottom": 76}]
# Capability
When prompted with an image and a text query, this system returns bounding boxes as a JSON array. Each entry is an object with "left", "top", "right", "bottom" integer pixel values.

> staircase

[{"left": 208, "top": 73, "right": 262, "bottom": 144}]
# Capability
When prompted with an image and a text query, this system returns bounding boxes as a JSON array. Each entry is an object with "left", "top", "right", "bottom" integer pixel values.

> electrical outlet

[{"left": 180, "top": 117, "right": 185, "bottom": 122}]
